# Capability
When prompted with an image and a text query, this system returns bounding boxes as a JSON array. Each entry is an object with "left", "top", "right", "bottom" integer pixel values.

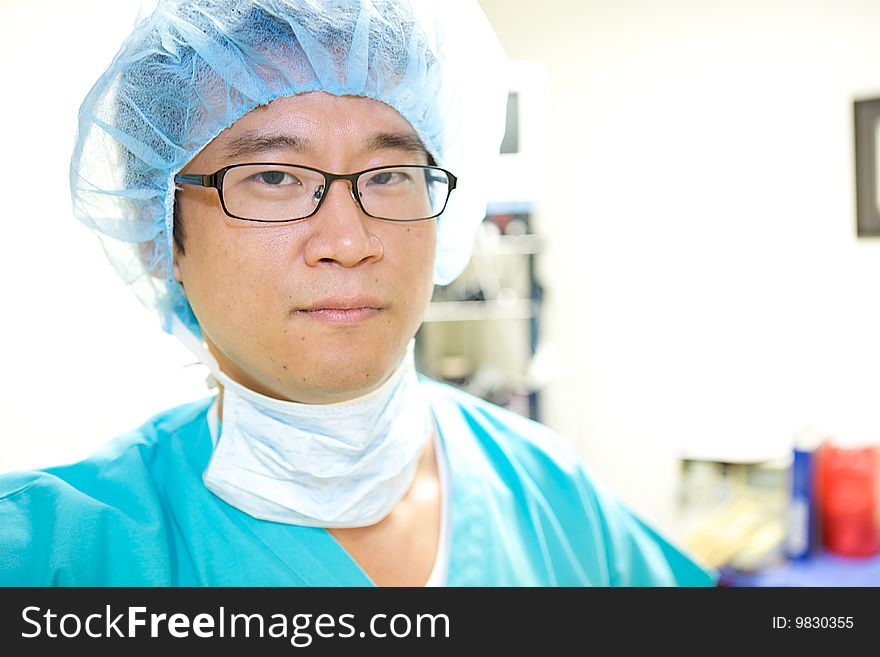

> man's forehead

[
  {"left": 208, "top": 93, "right": 429, "bottom": 158},
  {"left": 218, "top": 130, "right": 427, "bottom": 159}
]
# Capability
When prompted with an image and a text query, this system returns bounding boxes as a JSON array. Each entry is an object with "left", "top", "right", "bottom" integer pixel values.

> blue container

[{"left": 785, "top": 434, "right": 823, "bottom": 560}]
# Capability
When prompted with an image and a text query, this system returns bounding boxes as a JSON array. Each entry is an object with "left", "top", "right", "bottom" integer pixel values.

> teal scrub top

[{"left": 0, "top": 378, "right": 716, "bottom": 586}]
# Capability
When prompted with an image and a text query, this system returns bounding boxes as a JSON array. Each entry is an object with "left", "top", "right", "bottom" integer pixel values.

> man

[{"left": 0, "top": 0, "right": 715, "bottom": 586}]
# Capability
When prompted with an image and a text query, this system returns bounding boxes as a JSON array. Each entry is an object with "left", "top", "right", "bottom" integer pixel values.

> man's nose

[{"left": 301, "top": 178, "right": 384, "bottom": 268}]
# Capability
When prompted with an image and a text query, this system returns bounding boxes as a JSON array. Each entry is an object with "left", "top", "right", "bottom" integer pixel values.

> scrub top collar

[{"left": 205, "top": 395, "right": 452, "bottom": 586}]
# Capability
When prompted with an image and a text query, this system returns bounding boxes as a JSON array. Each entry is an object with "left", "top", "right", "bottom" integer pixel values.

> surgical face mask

[{"left": 171, "top": 317, "right": 433, "bottom": 528}]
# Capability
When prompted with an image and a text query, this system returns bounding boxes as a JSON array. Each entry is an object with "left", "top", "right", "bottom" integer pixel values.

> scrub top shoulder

[
  {"left": 0, "top": 381, "right": 717, "bottom": 587},
  {"left": 419, "top": 377, "right": 716, "bottom": 586}
]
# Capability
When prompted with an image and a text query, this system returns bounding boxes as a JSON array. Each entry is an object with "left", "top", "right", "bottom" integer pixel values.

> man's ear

[
  {"left": 172, "top": 246, "right": 183, "bottom": 284},
  {"left": 172, "top": 196, "right": 185, "bottom": 285}
]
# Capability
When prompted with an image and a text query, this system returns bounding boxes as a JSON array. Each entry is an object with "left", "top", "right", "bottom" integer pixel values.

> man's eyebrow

[
  {"left": 362, "top": 131, "right": 429, "bottom": 155},
  {"left": 222, "top": 132, "right": 313, "bottom": 159}
]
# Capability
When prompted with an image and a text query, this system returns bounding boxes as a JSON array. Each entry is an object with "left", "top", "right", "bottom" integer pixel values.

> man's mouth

[{"left": 295, "top": 296, "right": 386, "bottom": 325}]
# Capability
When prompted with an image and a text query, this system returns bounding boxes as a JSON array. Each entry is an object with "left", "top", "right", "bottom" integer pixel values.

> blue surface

[{"left": 721, "top": 551, "right": 880, "bottom": 587}]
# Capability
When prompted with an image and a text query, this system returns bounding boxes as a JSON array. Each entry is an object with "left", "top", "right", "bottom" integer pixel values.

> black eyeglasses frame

[{"left": 173, "top": 163, "right": 457, "bottom": 223}]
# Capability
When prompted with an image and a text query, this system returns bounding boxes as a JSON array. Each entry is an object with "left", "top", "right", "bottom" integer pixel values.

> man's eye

[
  {"left": 254, "top": 170, "right": 299, "bottom": 186},
  {"left": 367, "top": 170, "right": 409, "bottom": 186}
]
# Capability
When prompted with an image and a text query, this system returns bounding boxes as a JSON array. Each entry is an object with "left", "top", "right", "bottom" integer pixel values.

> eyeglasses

[{"left": 174, "top": 163, "right": 457, "bottom": 223}]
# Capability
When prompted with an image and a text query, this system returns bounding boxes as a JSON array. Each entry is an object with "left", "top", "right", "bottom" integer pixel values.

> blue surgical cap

[{"left": 70, "top": 0, "right": 508, "bottom": 335}]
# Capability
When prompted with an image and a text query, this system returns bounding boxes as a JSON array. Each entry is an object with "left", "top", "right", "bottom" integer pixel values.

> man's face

[{"left": 173, "top": 92, "right": 437, "bottom": 403}]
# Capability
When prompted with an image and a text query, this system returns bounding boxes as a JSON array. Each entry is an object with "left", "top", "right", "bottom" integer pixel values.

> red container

[{"left": 818, "top": 444, "right": 880, "bottom": 557}]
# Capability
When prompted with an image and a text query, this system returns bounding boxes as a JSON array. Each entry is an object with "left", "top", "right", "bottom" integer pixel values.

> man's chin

[
  {"left": 274, "top": 350, "right": 403, "bottom": 404},
  {"left": 279, "top": 374, "right": 392, "bottom": 404}
]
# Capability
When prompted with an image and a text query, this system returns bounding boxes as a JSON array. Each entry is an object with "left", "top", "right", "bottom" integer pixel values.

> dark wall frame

[{"left": 855, "top": 98, "right": 880, "bottom": 236}]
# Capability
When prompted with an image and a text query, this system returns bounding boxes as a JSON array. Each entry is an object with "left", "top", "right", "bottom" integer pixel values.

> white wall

[
  {"left": 0, "top": 0, "right": 210, "bottom": 472},
  {"left": 479, "top": 0, "right": 880, "bottom": 535}
]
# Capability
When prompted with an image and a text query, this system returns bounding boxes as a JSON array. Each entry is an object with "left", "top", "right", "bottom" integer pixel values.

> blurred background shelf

[
  {"left": 473, "top": 234, "right": 542, "bottom": 255},
  {"left": 416, "top": 210, "right": 545, "bottom": 422},
  {"left": 422, "top": 299, "right": 537, "bottom": 323}
]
